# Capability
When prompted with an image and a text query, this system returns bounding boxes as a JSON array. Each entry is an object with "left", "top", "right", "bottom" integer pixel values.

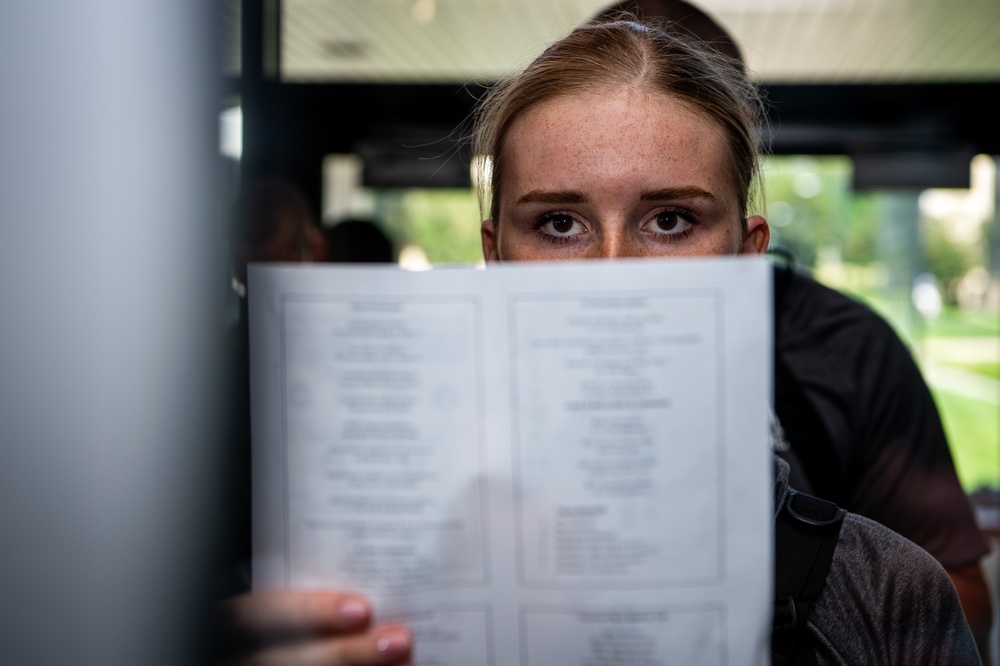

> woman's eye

[
  {"left": 537, "top": 214, "right": 586, "bottom": 237},
  {"left": 551, "top": 216, "right": 574, "bottom": 233},
  {"left": 647, "top": 210, "right": 693, "bottom": 235}
]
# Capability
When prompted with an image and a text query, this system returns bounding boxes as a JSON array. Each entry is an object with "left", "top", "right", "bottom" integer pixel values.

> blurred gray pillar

[
  {"left": 874, "top": 191, "right": 923, "bottom": 332},
  {"left": 876, "top": 191, "right": 923, "bottom": 290},
  {"left": 0, "top": 2, "right": 220, "bottom": 665}
]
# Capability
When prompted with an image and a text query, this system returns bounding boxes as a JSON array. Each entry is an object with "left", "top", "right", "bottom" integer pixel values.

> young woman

[
  {"left": 474, "top": 14, "right": 769, "bottom": 265},
  {"left": 219, "top": 18, "right": 979, "bottom": 666}
]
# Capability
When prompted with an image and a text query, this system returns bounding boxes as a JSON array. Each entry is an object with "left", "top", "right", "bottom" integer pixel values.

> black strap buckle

[
  {"left": 785, "top": 489, "right": 846, "bottom": 529},
  {"left": 773, "top": 595, "right": 798, "bottom": 632}
]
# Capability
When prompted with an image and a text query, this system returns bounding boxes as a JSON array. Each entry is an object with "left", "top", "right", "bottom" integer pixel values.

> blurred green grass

[
  {"left": 921, "top": 306, "right": 1000, "bottom": 338},
  {"left": 843, "top": 289, "right": 999, "bottom": 492},
  {"left": 932, "top": 387, "right": 1000, "bottom": 491},
  {"left": 961, "top": 362, "right": 1000, "bottom": 380}
]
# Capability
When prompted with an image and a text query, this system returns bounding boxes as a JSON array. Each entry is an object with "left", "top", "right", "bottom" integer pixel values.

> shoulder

[
  {"left": 773, "top": 265, "right": 930, "bottom": 436},
  {"left": 773, "top": 265, "right": 896, "bottom": 350},
  {"left": 807, "top": 513, "right": 980, "bottom": 665}
]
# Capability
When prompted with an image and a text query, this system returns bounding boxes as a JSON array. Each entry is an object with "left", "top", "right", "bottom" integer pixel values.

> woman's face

[{"left": 481, "top": 86, "right": 768, "bottom": 262}]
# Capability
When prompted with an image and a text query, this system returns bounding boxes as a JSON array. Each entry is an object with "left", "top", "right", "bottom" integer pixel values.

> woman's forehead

[{"left": 501, "top": 86, "right": 738, "bottom": 205}]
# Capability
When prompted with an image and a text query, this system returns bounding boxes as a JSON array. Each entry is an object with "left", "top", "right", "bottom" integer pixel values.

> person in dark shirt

[{"left": 594, "top": 2, "right": 992, "bottom": 656}]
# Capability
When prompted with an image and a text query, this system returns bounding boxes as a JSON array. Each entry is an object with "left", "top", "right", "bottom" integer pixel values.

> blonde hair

[{"left": 473, "top": 18, "right": 765, "bottom": 226}]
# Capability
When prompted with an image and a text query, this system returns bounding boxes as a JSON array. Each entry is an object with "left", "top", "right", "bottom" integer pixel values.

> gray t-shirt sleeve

[{"left": 808, "top": 513, "right": 981, "bottom": 665}]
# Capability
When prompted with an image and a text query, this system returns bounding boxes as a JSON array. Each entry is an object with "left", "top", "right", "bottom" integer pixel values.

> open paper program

[{"left": 249, "top": 257, "right": 773, "bottom": 666}]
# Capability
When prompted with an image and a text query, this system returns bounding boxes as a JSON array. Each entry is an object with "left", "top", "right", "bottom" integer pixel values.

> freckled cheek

[
  {"left": 722, "top": 223, "right": 744, "bottom": 255},
  {"left": 707, "top": 227, "right": 739, "bottom": 256},
  {"left": 691, "top": 223, "right": 742, "bottom": 257},
  {"left": 497, "top": 223, "right": 540, "bottom": 262}
]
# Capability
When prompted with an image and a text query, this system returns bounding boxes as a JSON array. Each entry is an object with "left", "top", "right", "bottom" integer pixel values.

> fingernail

[
  {"left": 376, "top": 628, "right": 411, "bottom": 655},
  {"left": 337, "top": 597, "right": 369, "bottom": 622}
]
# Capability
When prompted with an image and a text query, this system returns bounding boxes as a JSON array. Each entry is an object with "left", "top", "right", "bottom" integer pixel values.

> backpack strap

[{"left": 772, "top": 490, "right": 846, "bottom": 666}]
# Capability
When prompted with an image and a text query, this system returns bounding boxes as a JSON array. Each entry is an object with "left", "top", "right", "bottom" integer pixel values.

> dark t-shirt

[{"left": 773, "top": 265, "right": 988, "bottom": 569}]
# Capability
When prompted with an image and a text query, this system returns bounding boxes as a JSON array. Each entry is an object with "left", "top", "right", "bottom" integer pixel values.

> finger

[
  {"left": 219, "top": 590, "right": 372, "bottom": 645},
  {"left": 236, "top": 624, "right": 413, "bottom": 666}
]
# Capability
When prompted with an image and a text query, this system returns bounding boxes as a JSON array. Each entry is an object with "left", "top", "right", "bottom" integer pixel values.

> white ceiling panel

[{"left": 275, "top": 0, "right": 1000, "bottom": 83}]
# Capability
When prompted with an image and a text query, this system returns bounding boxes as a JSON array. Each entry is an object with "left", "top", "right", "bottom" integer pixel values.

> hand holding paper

[{"left": 216, "top": 590, "right": 412, "bottom": 666}]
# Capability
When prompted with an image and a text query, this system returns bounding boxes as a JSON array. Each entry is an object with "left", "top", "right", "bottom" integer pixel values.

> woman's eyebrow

[
  {"left": 514, "top": 187, "right": 716, "bottom": 205},
  {"left": 641, "top": 187, "right": 717, "bottom": 202},
  {"left": 515, "top": 190, "right": 587, "bottom": 205}
]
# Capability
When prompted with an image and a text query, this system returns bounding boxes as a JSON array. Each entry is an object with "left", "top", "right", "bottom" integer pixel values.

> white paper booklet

[{"left": 249, "top": 257, "right": 773, "bottom": 666}]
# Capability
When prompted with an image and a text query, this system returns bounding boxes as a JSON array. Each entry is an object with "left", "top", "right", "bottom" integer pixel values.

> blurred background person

[
  {"left": 224, "top": 175, "right": 325, "bottom": 593},
  {"left": 323, "top": 218, "right": 396, "bottom": 264},
  {"left": 229, "top": 175, "right": 324, "bottom": 296}
]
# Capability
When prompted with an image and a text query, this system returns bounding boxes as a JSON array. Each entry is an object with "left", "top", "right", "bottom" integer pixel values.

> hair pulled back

[{"left": 473, "top": 18, "right": 764, "bottom": 225}]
